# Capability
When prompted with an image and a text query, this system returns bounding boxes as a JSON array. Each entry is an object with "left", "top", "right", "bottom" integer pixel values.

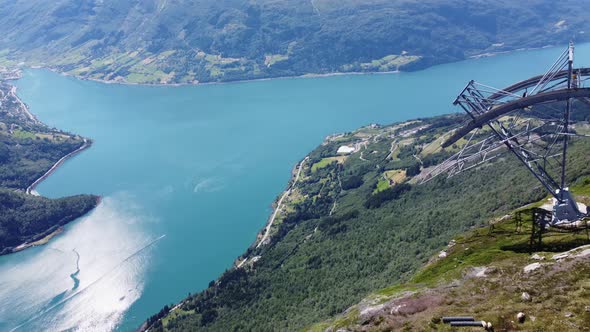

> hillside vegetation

[
  {"left": 0, "top": 0, "right": 589, "bottom": 83},
  {"left": 145, "top": 101, "right": 590, "bottom": 330},
  {"left": 0, "top": 189, "right": 97, "bottom": 254},
  {"left": 310, "top": 197, "right": 590, "bottom": 331},
  {"left": 0, "top": 69, "right": 98, "bottom": 255}
]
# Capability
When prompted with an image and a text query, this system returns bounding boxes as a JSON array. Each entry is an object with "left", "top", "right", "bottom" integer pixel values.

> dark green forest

[
  {"left": 0, "top": 130, "right": 85, "bottom": 189},
  {"left": 146, "top": 111, "right": 590, "bottom": 330},
  {"left": 0, "top": 189, "right": 97, "bottom": 254}
]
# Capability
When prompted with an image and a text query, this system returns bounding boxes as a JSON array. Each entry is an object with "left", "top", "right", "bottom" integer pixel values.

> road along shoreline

[
  {"left": 256, "top": 156, "right": 308, "bottom": 249},
  {"left": 26, "top": 138, "right": 92, "bottom": 195}
]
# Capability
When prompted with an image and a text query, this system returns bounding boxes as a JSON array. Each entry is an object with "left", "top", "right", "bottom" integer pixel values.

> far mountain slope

[{"left": 0, "top": 0, "right": 589, "bottom": 84}]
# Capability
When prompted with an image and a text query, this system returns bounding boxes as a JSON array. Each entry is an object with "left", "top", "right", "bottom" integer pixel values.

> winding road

[
  {"left": 26, "top": 138, "right": 91, "bottom": 195},
  {"left": 256, "top": 156, "right": 308, "bottom": 249}
]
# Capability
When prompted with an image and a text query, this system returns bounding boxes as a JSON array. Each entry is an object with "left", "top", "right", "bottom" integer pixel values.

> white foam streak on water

[
  {"left": 41, "top": 254, "right": 148, "bottom": 332},
  {"left": 0, "top": 194, "right": 155, "bottom": 331}
]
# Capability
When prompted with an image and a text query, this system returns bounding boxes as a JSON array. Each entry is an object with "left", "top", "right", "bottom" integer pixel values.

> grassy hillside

[
  {"left": 309, "top": 196, "right": 590, "bottom": 331},
  {"left": 0, "top": 0, "right": 589, "bottom": 84},
  {"left": 0, "top": 70, "right": 98, "bottom": 255},
  {"left": 144, "top": 104, "right": 590, "bottom": 330}
]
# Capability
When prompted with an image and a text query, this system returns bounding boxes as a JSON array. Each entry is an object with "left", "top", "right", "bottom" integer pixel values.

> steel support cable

[
  {"left": 444, "top": 88, "right": 590, "bottom": 148},
  {"left": 530, "top": 48, "right": 569, "bottom": 95}
]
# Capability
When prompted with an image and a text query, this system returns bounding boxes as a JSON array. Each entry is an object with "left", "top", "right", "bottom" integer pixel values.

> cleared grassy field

[
  {"left": 311, "top": 156, "right": 347, "bottom": 172},
  {"left": 359, "top": 54, "right": 421, "bottom": 72},
  {"left": 374, "top": 169, "right": 407, "bottom": 193},
  {"left": 12, "top": 129, "right": 35, "bottom": 140}
]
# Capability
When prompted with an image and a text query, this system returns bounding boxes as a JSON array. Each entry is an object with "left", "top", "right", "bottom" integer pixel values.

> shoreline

[
  {"left": 41, "top": 66, "right": 403, "bottom": 88},
  {"left": 255, "top": 156, "right": 309, "bottom": 249},
  {"left": 3, "top": 72, "right": 93, "bottom": 187},
  {"left": 26, "top": 138, "right": 92, "bottom": 195},
  {"left": 9, "top": 84, "right": 41, "bottom": 124},
  {"left": 11, "top": 227, "right": 64, "bottom": 253},
  {"left": 468, "top": 44, "right": 556, "bottom": 59},
  {"left": 235, "top": 156, "right": 309, "bottom": 269},
  {"left": 22, "top": 42, "right": 574, "bottom": 89},
  {"left": 2, "top": 68, "right": 97, "bottom": 196},
  {"left": 7, "top": 196, "right": 102, "bottom": 256},
  {"left": 0, "top": 76, "right": 100, "bottom": 256}
]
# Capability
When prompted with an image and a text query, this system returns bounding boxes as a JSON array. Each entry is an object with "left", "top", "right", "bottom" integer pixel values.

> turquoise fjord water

[{"left": 0, "top": 44, "right": 589, "bottom": 331}]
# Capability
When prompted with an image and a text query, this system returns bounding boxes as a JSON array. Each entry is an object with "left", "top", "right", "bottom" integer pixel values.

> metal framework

[{"left": 422, "top": 42, "right": 590, "bottom": 225}]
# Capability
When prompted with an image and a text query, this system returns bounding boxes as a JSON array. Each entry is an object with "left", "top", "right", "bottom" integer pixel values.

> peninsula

[{"left": 0, "top": 67, "right": 99, "bottom": 255}]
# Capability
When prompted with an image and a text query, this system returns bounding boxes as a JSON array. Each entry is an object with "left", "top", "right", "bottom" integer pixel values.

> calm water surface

[{"left": 1, "top": 44, "right": 589, "bottom": 331}]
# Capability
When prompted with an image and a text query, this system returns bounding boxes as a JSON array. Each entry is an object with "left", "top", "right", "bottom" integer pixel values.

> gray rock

[
  {"left": 474, "top": 267, "right": 488, "bottom": 278},
  {"left": 565, "top": 312, "right": 574, "bottom": 318},
  {"left": 389, "top": 304, "right": 405, "bottom": 315},
  {"left": 576, "top": 249, "right": 590, "bottom": 257},
  {"left": 359, "top": 303, "right": 384, "bottom": 322},
  {"left": 523, "top": 262, "right": 542, "bottom": 273},
  {"left": 552, "top": 253, "right": 569, "bottom": 260},
  {"left": 517, "top": 312, "right": 526, "bottom": 323},
  {"left": 521, "top": 292, "right": 531, "bottom": 302},
  {"left": 531, "top": 253, "right": 544, "bottom": 260}
]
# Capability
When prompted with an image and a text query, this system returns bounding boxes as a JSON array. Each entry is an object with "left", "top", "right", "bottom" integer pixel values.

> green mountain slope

[
  {"left": 143, "top": 104, "right": 590, "bottom": 330},
  {"left": 1, "top": 0, "right": 589, "bottom": 84},
  {"left": 310, "top": 198, "right": 590, "bottom": 331}
]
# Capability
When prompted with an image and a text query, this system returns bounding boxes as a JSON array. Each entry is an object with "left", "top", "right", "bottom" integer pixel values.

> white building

[{"left": 337, "top": 145, "right": 355, "bottom": 154}]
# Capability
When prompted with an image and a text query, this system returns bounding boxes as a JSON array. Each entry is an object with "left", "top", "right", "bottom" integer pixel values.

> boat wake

[{"left": 70, "top": 249, "right": 81, "bottom": 290}]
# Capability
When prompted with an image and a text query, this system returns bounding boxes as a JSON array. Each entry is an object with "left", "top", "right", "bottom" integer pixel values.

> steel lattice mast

[{"left": 422, "top": 42, "right": 590, "bottom": 225}]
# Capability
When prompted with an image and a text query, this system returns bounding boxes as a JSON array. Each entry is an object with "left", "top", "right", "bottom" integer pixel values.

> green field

[{"left": 12, "top": 129, "right": 35, "bottom": 140}]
